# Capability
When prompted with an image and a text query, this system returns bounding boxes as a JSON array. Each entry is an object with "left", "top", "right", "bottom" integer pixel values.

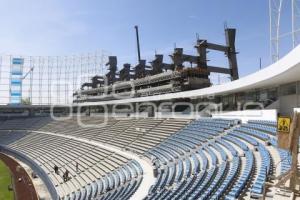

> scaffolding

[
  {"left": 269, "top": 0, "right": 300, "bottom": 62},
  {"left": 292, "top": 0, "right": 300, "bottom": 47},
  {"left": 269, "top": 0, "right": 283, "bottom": 63},
  {"left": 0, "top": 52, "right": 108, "bottom": 105}
]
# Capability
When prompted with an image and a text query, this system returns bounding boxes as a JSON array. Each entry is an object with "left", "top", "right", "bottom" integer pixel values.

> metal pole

[
  {"left": 49, "top": 56, "right": 53, "bottom": 105},
  {"left": 276, "top": 0, "right": 282, "bottom": 62},
  {"left": 20, "top": 56, "right": 24, "bottom": 105},
  {"left": 260, "top": 57, "right": 262, "bottom": 69},
  {"left": 64, "top": 56, "right": 68, "bottom": 104},
  {"left": 101, "top": 51, "right": 104, "bottom": 76},
  {"left": 9, "top": 55, "right": 12, "bottom": 104},
  {"left": 80, "top": 54, "right": 83, "bottom": 88},
  {"left": 88, "top": 53, "right": 91, "bottom": 83},
  {"left": 134, "top": 25, "right": 142, "bottom": 63},
  {"left": 293, "top": 0, "right": 296, "bottom": 48},
  {"left": 269, "top": 0, "right": 283, "bottom": 62},
  {"left": 29, "top": 56, "right": 33, "bottom": 104},
  {"left": 94, "top": 51, "right": 97, "bottom": 76},
  {"left": 32, "top": 57, "right": 35, "bottom": 105},
  {"left": 56, "top": 56, "right": 59, "bottom": 104},
  {"left": 72, "top": 55, "right": 76, "bottom": 98},
  {"left": 269, "top": 0, "right": 272, "bottom": 61},
  {"left": 292, "top": 0, "right": 300, "bottom": 47},
  {"left": 67, "top": 56, "right": 70, "bottom": 104},
  {"left": 38, "top": 56, "right": 42, "bottom": 105}
]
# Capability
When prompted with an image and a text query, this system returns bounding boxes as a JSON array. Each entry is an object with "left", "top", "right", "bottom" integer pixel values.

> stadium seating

[
  {"left": 0, "top": 117, "right": 50, "bottom": 130},
  {"left": 0, "top": 117, "right": 292, "bottom": 199},
  {"left": 38, "top": 117, "right": 191, "bottom": 155},
  {"left": 0, "top": 131, "right": 143, "bottom": 200},
  {"left": 144, "top": 118, "right": 291, "bottom": 199}
]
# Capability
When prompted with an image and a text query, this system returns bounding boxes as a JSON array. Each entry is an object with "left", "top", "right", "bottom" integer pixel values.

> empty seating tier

[
  {"left": 0, "top": 117, "right": 293, "bottom": 199},
  {"left": 37, "top": 117, "right": 191, "bottom": 155},
  {"left": 0, "top": 131, "right": 143, "bottom": 200}
]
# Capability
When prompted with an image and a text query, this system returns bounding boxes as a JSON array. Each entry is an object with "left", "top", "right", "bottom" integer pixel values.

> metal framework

[
  {"left": 292, "top": 0, "right": 300, "bottom": 47},
  {"left": 269, "top": 0, "right": 283, "bottom": 63},
  {"left": 269, "top": 0, "right": 300, "bottom": 62},
  {"left": 0, "top": 52, "right": 108, "bottom": 105}
]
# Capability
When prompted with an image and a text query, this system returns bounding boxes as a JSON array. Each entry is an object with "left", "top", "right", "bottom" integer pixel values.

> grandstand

[
  {"left": 0, "top": 113, "right": 298, "bottom": 199},
  {"left": 0, "top": 46, "right": 300, "bottom": 200},
  {"left": 0, "top": 45, "right": 299, "bottom": 199},
  {"left": 1, "top": 5, "right": 300, "bottom": 200}
]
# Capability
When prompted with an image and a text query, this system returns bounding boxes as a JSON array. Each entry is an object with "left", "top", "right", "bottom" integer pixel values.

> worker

[
  {"left": 65, "top": 169, "right": 69, "bottom": 181},
  {"left": 63, "top": 172, "right": 66, "bottom": 182},
  {"left": 76, "top": 162, "right": 79, "bottom": 173},
  {"left": 54, "top": 165, "right": 59, "bottom": 175},
  {"left": 63, "top": 169, "right": 69, "bottom": 182}
]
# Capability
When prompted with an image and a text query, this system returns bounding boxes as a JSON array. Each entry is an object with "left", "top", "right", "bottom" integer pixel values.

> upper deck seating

[
  {"left": 38, "top": 117, "right": 191, "bottom": 155},
  {"left": 0, "top": 117, "right": 51, "bottom": 130}
]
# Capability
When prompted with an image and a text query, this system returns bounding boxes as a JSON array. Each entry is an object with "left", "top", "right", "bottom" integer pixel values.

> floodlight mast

[
  {"left": 292, "top": 0, "right": 300, "bottom": 47},
  {"left": 269, "top": 0, "right": 300, "bottom": 62},
  {"left": 269, "top": 0, "right": 283, "bottom": 63}
]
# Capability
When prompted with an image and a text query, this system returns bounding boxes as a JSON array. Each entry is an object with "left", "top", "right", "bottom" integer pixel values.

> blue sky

[{"left": 0, "top": 0, "right": 296, "bottom": 78}]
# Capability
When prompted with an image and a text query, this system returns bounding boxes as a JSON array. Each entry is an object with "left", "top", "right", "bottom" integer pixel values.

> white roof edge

[{"left": 74, "top": 45, "right": 300, "bottom": 106}]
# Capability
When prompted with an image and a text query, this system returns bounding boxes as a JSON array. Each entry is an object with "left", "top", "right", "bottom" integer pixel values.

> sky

[{"left": 0, "top": 0, "right": 297, "bottom": 79}]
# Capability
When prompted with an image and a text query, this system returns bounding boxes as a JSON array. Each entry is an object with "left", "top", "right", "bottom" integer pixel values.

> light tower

[
  {"left": 292, "top": 0, "right": 300, "bottom": 47},
  {"left": 269, "top": 0, "right": 300, "bottom": 63},
  {"left": 269, "top": 0, "right": 283, "bottom": 63}
]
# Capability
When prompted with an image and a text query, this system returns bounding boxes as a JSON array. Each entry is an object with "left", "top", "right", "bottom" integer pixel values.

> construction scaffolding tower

[{"left": 0, "top": 51, "right": 108, "bottom": 105}]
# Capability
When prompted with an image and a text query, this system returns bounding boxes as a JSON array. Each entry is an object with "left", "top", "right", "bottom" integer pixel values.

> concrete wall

[
  {"left": 266, "top": 100, "right": 279, "bottom": 110},
  {"left": 279, "top": 94, "right": 300, "bottom": 115}
]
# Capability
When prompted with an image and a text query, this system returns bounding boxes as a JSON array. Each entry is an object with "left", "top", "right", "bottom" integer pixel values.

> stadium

[{"left": 0, "top": 1, "right": 300, "bottom": 200}]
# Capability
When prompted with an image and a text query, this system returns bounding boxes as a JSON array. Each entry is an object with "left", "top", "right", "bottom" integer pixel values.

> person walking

[
  {"left": 54, "top": 165, "right": 59, "bottom": 175},
  {"left": 65, "top": 169, "right": 69, "bottom": 181},
  {"left": 76, "top": 162, "right": 79, "bottom": 173},
  {"left": 63, "top": 169, "right": 69, "bottom": 182}
]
